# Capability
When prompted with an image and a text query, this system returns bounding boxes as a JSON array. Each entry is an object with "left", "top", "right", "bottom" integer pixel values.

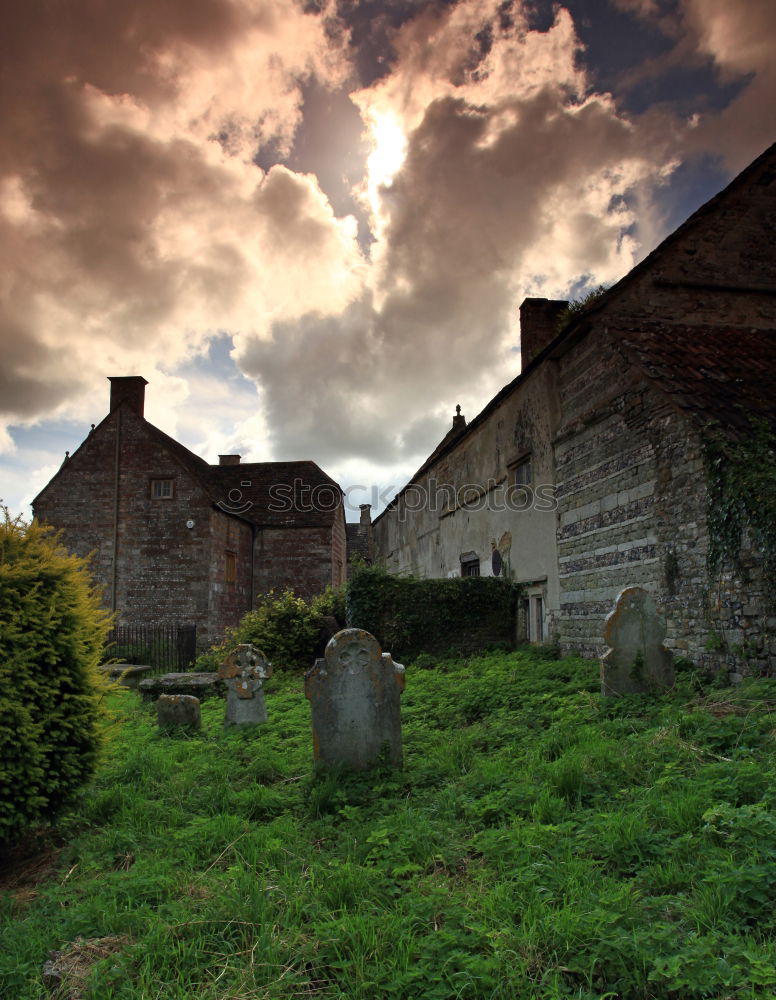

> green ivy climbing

[{"left": 702, "top": 417, "right": 776, "bottom": 581}]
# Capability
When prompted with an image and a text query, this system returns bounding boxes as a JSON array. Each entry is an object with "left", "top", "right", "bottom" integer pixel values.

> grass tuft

[{"left": 2, "top": 648, "right": 776, "bottom": 998}]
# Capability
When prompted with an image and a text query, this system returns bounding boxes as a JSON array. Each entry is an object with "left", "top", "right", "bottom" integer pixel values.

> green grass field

[{"left": 3, "top": 649, "right": 776, "bottom": 999}]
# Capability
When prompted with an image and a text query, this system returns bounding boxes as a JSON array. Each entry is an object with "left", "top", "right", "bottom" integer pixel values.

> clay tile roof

[
  {"left": 207, "top": 461, "right": 342, "bottom": 528},
  {"left": 617, "top": 323, "right": 776, "bottom": 433}
]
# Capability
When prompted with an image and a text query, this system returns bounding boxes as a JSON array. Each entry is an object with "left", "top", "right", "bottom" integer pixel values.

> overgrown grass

[{"left": 3, "top": 650, "right": 776, "bottom": 998}]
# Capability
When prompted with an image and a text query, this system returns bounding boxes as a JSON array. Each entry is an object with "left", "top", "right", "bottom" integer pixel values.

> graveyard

[{"left": 3, "top": 642, "right": 776, "bottom": 999}]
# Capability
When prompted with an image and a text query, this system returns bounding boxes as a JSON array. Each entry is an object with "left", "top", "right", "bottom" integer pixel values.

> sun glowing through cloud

[{"left": 363, "top": 111, "right": 408, "bottom": 214}]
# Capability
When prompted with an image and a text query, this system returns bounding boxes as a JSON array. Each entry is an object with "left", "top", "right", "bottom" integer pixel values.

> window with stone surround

[
  {"left": 510, "top": 455, "right": 532, "bottom": 486},
  {"left": 150, "top": 478, "right": 174, "bottom": 499},
  {"left": 460, "top": 553, "right": 480, "bottom": 577}
]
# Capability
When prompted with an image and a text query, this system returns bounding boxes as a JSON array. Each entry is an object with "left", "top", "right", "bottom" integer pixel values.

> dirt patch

[
  {"left": 43, "top": 936, "right": 130, "bottom": 999},
  {"left": 0, "top": 831, "right": 64, "bottom": 904}
]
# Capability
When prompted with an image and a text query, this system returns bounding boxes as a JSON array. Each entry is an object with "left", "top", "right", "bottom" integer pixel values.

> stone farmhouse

[
  {"left": 374, "top": 141, "right": 776, "bottom": 674},
  {"left": 33, "top": 377, "right": 347, "bottom": 646}
]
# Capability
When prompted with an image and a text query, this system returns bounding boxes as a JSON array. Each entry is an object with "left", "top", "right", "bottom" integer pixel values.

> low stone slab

[
  {"left": 601, "top": 587, "right": 675, "bottom": 696},
  {"left": 157, "top": 694, "right": 201, "bottom": 732},
  {"left": 139, "top": 672, "right": 225, "bottom": 702},
  {"left": 98, "top": 663, "right": 153, "bottom": 689}
]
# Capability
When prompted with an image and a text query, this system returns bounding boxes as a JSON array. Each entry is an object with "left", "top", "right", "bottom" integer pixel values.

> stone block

[
  {"left": 157, "top": 694, "right": 201, "bottom": 732},
  {"left": 305, "top": 628, "right": 405, "bottom": 770}
]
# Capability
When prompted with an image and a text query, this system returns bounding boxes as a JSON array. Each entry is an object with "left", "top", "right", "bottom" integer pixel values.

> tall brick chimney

[
  {"left": 108, "top": 376, "right": 148, "bottom": 417},
  {"left": 219, "top": 455, "right": 241, "bottom": 466},
  {"left": 359, "top": 503, "right": 372, "bottom": 525},
  {"left": 519, "top": 298, "right": 568, "bottom": 371}
]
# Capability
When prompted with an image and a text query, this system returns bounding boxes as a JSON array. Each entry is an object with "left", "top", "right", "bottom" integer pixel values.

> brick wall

[{"left": 35, "top": 406, "right": 218, "bottom": 639}]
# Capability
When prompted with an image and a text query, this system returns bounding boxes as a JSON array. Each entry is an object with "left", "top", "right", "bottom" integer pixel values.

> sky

[{"left": 1, "top": 0, "right": 775, "bottom": 521}]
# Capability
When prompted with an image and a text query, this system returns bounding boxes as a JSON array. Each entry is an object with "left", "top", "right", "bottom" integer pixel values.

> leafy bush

[
  {"left": 0, "top": 511, "right": 112, "bottom": 842},
  {"left": 195, "top": 586, "right": 345, "bottom": 673}
]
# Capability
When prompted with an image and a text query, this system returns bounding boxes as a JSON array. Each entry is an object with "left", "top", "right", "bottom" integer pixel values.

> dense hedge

[
  {"left": 0, "top": 513, "right": 112, "bottom": 842},
  {"left": 346, "top": 566, "right": 520, "bottom": 660}
]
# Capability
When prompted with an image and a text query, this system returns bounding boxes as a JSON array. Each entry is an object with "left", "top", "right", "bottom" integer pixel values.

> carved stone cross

[{"left": 219, "top": 643, "right": 272, "bottom": 725}]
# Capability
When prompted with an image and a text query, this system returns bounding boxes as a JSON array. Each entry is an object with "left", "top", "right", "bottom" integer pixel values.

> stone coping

[
  {"left": 98, "top": 663, "right": 154, "bottom": 689},
  {"left": 139, "top": 671, "right": 225, "bottom": 702}
]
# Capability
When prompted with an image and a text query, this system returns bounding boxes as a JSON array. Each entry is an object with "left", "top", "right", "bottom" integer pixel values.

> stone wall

[
  {"left": 207, "top": 509, "right": 254, "bottom": 643},
  {"left": 253, "top": 518, "right": 345, "bottom": 600},
  {"left": 34, "top": 406, "right": 226, "bottom": 643}
]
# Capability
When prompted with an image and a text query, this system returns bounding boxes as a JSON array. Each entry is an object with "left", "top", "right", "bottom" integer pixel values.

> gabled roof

[
  {"left": 209, "top": 461, "right": 342, "bottom": 529},
  {"left": 374, "top": 139, "right": 776, "bottom": 524},
  {"left": 33, "top": 401, "right": 343, "bottom": 529}
]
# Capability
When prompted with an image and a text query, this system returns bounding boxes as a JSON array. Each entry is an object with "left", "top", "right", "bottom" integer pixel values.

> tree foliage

[{"left": 0, "top": 511, "right": 112, "bottom": 842}]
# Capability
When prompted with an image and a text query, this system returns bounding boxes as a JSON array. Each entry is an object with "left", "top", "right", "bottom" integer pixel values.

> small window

[
  {"left": 460, "top": 554, "right": 480, "bottom": 577},
  {"left": 511, "top": 457, "right": 532, "bottom": 486},
  {"left": 151, "top": 478, "right": 174, "bottom": 499},
  {"left": 225, "top": 551, "right": 236, "bottom": 585}
]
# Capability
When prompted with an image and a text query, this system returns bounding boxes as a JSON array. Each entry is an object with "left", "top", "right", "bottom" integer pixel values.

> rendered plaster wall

[{"left": 373, "top": 363, "right": 562, "bottom": 636}]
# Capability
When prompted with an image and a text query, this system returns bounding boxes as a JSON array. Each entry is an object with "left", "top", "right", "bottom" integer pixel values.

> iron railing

[{"left": 103, "top": 624, "right": 197, "bottom": 674}]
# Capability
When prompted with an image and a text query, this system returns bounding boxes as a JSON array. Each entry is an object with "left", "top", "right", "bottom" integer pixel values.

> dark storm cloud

[{"left": 1, "top": 0, "right": 775, "bottom": 511}]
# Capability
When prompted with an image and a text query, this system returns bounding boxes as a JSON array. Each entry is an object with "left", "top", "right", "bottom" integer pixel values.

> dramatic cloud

[
  {"left": 680, "top": 0, "right": 776, "bottom": 167},
  {"left": 238, "top": 2, "right": 681, "bottom": 466},
  {"left": 1, "top": 0, "right": 775, "bottom": 514},
  {"left": 0, "top": 0, "right": 356, "bottom": 441}
]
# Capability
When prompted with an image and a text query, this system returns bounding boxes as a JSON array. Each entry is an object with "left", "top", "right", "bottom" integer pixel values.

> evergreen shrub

[
  {"left": 346, "top": 566, "right": 520, "bottom": 660},
  {"left": 0, "top": 511, "right": 112, "bottom": 842}
]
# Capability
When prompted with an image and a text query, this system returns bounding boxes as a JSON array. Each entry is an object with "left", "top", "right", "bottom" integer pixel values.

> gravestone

[
  {"left": 304, "top": 628, "right": 405, "bottom": 769},
  {"left": 219, "top": 644, "right": 272, "bottom": 726},
  {"left": 601, "top": 587, "right": 675, "bottom": 696},
  {"left": 156, "top": 693, "right": 201, "bottom": 732}
]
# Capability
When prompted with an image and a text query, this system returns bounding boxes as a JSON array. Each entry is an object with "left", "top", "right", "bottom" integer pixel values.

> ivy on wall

[
  {"left": 346, "top": 566, "right": 521, "bottom": 661},
  {"left": 702, "top": 417, "right": 776, "bottom": 581}
]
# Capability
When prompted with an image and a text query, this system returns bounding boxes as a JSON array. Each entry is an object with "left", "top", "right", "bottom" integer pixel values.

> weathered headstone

[
  {"left": 156, "top": 693, "right": 201, "bottom": 732},
  {"left": 219, "top": 644, "right": 272, "bottom": 726},
  {"left": 601, "top": 587, "right": 675, "bottom": 696},
  {"left": 304, "top": 628, "right": 405, "bottom": 769}
]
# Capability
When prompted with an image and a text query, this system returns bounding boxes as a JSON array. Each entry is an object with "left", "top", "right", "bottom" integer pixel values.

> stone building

[
  {"left": 374, "top": 140, "right": 776, "bottom": 673},
  {"left": 33, "top": 377, "right": 347, "bottom": 646}
]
